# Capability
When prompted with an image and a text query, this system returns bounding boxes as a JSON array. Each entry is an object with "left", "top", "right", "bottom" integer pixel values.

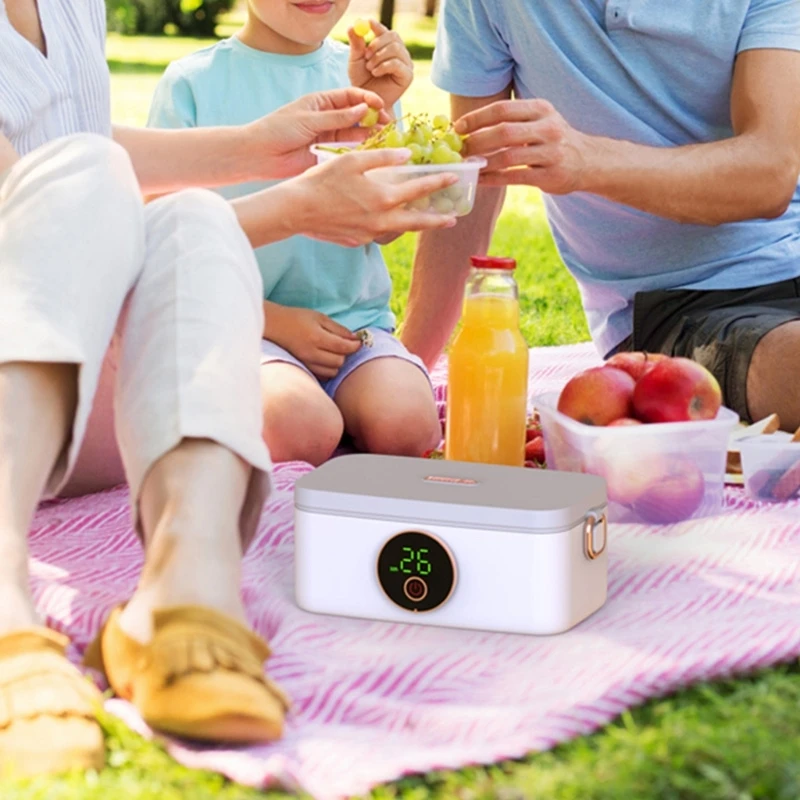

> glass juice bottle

[{"left": 445, "top": 256, "right": 529, "bottom": 467}]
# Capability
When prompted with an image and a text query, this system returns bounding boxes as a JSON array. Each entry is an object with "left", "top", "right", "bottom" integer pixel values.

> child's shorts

[{"left": 260, "top": 326, "right": 431, "bottom": 400}]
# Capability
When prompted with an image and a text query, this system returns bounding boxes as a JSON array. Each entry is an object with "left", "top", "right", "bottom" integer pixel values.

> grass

[{"left": 8, "top": 23, "right": 795, "bottom": 800}]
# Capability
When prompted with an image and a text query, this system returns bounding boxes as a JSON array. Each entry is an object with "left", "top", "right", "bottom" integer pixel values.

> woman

[{"left": 0, "top": 0, "right": 456, "bottom": 777}]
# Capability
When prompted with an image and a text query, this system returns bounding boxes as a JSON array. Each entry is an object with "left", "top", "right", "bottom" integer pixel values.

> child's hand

[
  {"left": 264, "top": 304, "right": 362, "bottom": 380},
  {"left": 348, "top": 21, "right": 413, "bottom": 112}
]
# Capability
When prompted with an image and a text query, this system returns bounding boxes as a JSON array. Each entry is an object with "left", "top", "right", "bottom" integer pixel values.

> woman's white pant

[{"left": 0, "top": 134, "right": 272, "bottom": 543}]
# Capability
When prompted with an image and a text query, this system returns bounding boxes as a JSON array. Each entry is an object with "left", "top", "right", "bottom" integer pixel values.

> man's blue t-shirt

[
  {"left": 432, "top": 0, "right": 800, "bottom": 355},
  {"left": 148, "top": 37, "right": 395, "bottom": 334}
]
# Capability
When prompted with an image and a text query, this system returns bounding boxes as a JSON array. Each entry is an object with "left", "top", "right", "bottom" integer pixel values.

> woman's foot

[
  {"left": 86, "top": 605, "right": 287, "bottom": 743},
  {"left": 0, "top": 628, "right": 105, "bottom": 777},
  {"left": 97, "top": 439, "right": 288, "bottom": 743}
]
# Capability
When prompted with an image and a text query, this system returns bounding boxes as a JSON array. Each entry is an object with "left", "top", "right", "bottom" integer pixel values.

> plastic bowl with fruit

[
  {"left": 534, "top": 354, "right": 740, "bottom": 525},
  {"left": 310, "top": 114, "right": 487, "bottom": 217},
  {"left": 740, "top": 437, "right": 800, "bottom": 503}
]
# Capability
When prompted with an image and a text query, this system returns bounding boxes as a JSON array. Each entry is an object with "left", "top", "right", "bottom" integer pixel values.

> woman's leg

[
  {"left": 94, "top": 188, "right": 286, "bottom": 741},
  {"left": 0, "top": 133, "right": 147, "bottom": 773},
  {"left": 0, "top": 134, "right": 144, "bottom": 630},
  {"left": 107, "top": 187, "right": 271, "bottom": 637},
  {"left": 335, "top": 356, "right": 442, "bottom": 456},
  {"left": 261, "top": 361, "right": 344, "bottom": 466}
]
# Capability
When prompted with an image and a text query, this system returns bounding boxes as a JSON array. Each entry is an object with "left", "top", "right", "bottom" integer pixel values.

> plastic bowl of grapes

[{"left": 310, "top": 116, "right": 487, "bottom": 217}]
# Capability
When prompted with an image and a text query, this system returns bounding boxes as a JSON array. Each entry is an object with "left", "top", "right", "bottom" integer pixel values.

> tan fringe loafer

[
  {"left": 85, "top": 605, "right": 289, "bottom": 743},
  {"left": 0, "top": 628, "right": 105, "bottom": 777}
]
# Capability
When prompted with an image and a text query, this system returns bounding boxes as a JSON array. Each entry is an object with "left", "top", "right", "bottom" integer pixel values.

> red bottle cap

[{"left": 470, "top": 255, "right": 517, "bottom": 270}]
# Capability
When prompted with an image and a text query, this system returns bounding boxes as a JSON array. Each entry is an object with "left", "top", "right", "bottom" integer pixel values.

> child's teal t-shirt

[{"left": 147, "top": 37, "right": 395, "bottom": 333}]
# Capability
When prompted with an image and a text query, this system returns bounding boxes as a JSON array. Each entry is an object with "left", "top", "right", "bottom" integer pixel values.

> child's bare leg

[
  {"left": 335, "top": 358, "right": 441, "bottom": 456},
  {"left": 261, "top": 362, "right": 344, "bottom": 466}
]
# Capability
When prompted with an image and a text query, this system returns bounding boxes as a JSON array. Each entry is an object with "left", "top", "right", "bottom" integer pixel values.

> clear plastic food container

[
  {"left": 740, "top": 437, "right": 800, "bottom": 503},
  {"left": 534, "top": 392, "right": 739, "bottom": 525},
  {"left": 309, "top": 143, "right": 487, "bottom": 217}
]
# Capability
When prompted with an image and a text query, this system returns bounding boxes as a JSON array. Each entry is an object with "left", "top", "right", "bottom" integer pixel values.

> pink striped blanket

[{"left": 31, "top": 343, "right": 800, "bottom": 799}]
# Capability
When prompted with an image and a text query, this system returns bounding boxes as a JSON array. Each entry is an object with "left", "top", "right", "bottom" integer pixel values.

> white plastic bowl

[
  {"left": 310, "top": 142, "right": 487, "bottom": 217},
  {"left": 534, "top": 391, "right": 739, "bottom": 525},
  {"left": 740, "top": 437, "right": 800, "bottom": 503}
]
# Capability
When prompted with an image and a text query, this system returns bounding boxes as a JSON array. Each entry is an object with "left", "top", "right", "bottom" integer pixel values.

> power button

[{"left": 403, "top": 576, "right": 429, "bottom": 603}]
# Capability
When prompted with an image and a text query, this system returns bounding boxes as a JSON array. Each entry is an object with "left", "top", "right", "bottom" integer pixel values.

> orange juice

[{"left": 446, "top": 257, "right": 529, "bottom": 466}]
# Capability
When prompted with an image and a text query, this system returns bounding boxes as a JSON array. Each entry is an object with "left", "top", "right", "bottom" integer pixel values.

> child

[{"left": 148, "top": 2, "right": 442, "bottom": 466}]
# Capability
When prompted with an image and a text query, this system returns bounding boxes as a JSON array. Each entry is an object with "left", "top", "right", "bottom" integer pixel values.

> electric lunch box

[{"left": 294, "top": 454, "right": 609, "bottom": 636}]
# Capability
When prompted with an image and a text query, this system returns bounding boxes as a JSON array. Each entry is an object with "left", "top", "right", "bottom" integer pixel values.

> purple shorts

[{"left": 260, "top": 327, "right": 431, "bottom": 399}]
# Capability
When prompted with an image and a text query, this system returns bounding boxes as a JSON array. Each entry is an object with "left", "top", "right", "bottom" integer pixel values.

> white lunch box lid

[{"left": 294, "top": 454, "right": 607, "bottom": 533}]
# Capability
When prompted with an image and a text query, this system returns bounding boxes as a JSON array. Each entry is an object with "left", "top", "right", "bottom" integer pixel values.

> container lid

[
  {"left": 294, "top": 454, "right": 607, "bottom": 533},
  {"left": 470, "top": 255, "right": 516, "bottom": 271}
]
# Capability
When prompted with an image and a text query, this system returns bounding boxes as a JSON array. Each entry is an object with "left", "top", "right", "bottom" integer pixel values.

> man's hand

[
  {"left": 245, "top": 87, "right": 392, "bottom": 181},
  {"left": 453, "top": 49, "right": 800, "bottom": 225},
  {"left": 456, "top": 99, "right": 587, "bottom": 194},
  {"left": 264, "top": 303, "right": 362, "bottom": 380},
  {"left": 348, "top": 21, "right": 413, "bottom": 112}
]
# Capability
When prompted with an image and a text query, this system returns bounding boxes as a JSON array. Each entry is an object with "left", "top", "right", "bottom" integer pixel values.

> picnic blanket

[{"left": 30, "top": 343, "right": 800, "bottom": 800}]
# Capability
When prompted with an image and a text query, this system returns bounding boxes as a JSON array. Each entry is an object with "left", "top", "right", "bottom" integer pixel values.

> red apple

[
  {"left": 525, "top": 435, "right": 545, "bottom": 463},
  {"left": 557, "top": 366, "right": 636, "bottom": 426},
  {"left": 631, "top": 458, "right": 705, "bottom": 523},
  {"left": 608, "top": 418, "right": 643, "bottom": 427},
  {"left": 587, "top": 444, "right": 660, "bottom": 506},
  {"left": 632, "top": 358, "right": 722, "bottom": 423},
  {"left": 605, "top": 351, "right": 668, "bottom": 382}
]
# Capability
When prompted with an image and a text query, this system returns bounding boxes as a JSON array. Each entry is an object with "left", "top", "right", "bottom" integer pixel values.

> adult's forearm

[
  {"left": 113, "top": 125, "right": 258, "bottom": 195},
  {"left": 230, "top": 184, "right": 303, "bottom": 249},
  {"left": 400, "top": 186, "right": 506, "bottom": 369},
  {"left": 579, "top": 132, "right": 798, "bottom": 226}
]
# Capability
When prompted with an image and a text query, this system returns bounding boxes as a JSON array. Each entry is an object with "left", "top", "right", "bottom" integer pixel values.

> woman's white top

[{"left": 0, "top": 0, "right": 110, "bottom": 155}]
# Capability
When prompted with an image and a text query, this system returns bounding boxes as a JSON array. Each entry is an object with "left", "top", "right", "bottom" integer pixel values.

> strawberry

[{"left": 525, "top": 435, "right": 545, "bottom": 463}]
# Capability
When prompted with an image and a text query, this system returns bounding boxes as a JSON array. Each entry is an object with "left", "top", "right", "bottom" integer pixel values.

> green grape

[
  {"left": 443, "top": 131, "right": 464, "bottom": 152},
  {"left": 431, "top": 143, "right": 463, "bottom": 164},
  {"left": 360, "top": 107, "right": 380, "bottom": 128},
  {"left": 407, "top": 195, "right": 432, "bottom": 212},
  {"left": 383, "top": 128, "right": 405, "bottom": 148},
  {"left": 417, "top": 144, "right": 433, "bottom": 163},
  {"left": 432, "top": 194, "right": 456, "bottom": 214},
  {"left": 455, "top": 196, "right": 474, "bottom": 216},
  {"left": 433, "top": 114, "right": 450, "bottom": 131},
  {"left": 445, "top": 184, "right": 464, "bottom": 202},
  {"left": 406, "top": 143, "right": 425, "bottom": 163},
  {"left": 410, "top": 126, "right": 428, "bottom": 146},
  {"left": 353, "top": 18, "right": 371, "bottom": 37}
]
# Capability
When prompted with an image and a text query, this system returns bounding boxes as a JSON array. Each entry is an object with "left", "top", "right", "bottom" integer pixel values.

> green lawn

[{"left": 9, "top": 25, "right": 798, "bottom": 800}]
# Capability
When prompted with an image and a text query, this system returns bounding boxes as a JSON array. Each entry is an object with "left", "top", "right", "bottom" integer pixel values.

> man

[{"left": 400, "top": 0, "right": 800, "bottom": 431}]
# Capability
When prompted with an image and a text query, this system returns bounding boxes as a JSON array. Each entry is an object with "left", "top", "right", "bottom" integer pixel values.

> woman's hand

[
  {"left": 280, "top": 147, "right": 460, "bottom": 247},
  {"left": 456, "top": 99, "right": 589, "bottom": 194},
  {"left": 348, "top": 21, "right": 414, "bottom": 112},
  {"left": 264, "top": 304, "right": 361, "bottom": 380},
  {"left": 244, "top": 88, "right": 391, "bottom": 181}
]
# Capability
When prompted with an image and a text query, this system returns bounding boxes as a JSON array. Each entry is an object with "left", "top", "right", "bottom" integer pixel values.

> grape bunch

[
  {"left": 321, "top": 114, "right": 475, "bottom": 215},
  {"left": 361, "top": 113, "right": 465, "bottom": 165}
]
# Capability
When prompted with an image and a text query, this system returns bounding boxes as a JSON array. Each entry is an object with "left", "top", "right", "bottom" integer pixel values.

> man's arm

[
  {"left": 400, "top": 89, "right": 510, "bottom": 370},
  {"left": 0, "top": 133, "right": 19, "bottom": 175},
  {"left": 462, "top": 49, "right": 800, "bottom": 226}
]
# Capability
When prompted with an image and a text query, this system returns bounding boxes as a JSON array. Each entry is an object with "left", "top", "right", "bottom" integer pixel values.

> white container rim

[
  {"left": 739, "top": 438, "right": 800, "bottom": 451},
  {"left": 309, "top": 143, "right": 487, "bottom": 172},
  {"left": 534, "top": 390, "right": 740, "bottom": 435}
]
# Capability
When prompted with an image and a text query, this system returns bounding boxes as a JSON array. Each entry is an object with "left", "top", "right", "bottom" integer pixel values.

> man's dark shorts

[{"left": 613, "top": 277, "right": 800, "bottom": 423}]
